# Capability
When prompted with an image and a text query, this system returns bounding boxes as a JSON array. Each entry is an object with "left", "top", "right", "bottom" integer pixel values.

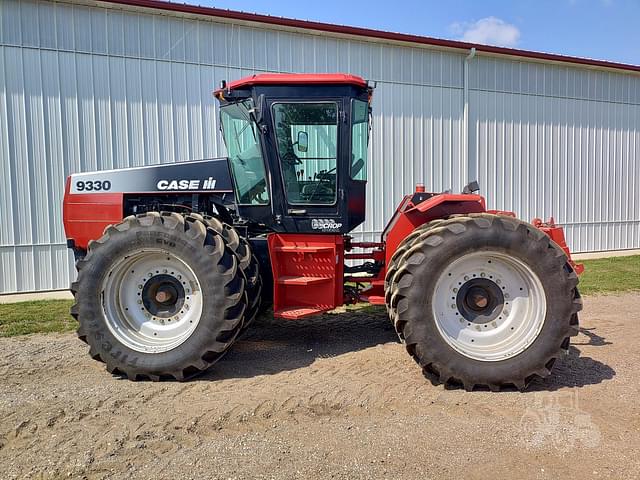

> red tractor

[{"left": 63, "top": 73, "right": 582, "bottom": 390}]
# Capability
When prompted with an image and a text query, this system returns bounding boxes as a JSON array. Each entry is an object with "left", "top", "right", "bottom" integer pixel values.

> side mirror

[{"left": 296, "top": 131, "right": 308, "bottom": 153}]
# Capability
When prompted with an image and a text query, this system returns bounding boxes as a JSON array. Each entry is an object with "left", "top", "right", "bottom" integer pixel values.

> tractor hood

[
  {"left": 66, "top": 158, "right": 234, "bottom": 195},
  {"left": 63, "top": 158, "right": 235, "bottom": 250}
]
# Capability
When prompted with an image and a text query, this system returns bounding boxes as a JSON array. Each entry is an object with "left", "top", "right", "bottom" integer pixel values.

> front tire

[
  {"left": 191, "top": 214, "right": 262, "bottom": 331},
  {"left": 71, "top": 212, "right": 246, "bottom": 381},
  {"left": 388, "top": 214, "right": 582, "bottom": 391}
]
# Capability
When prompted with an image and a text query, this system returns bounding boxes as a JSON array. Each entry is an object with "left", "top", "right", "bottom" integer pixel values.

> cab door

[{"left": 270, "top": 100, "right": 348, "bottom": 234}]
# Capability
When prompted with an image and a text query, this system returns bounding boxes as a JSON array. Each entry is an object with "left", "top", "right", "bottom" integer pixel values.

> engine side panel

[
  {"left": 63, "top": 177, "right": 124, "bottom": 251},
  {"left": 63, "top": 158, "right": 234, "bottom": 249}
]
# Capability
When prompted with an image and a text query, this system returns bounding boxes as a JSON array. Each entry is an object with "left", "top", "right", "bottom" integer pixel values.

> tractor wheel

[
  {"left": 191, "top": 214, "right": 263, "bottom": 330},
  {"left": 70, "top": 211, "right": 246, "bottom": 381},
  {"left": 388, "top": 213, "right": 582, "bottom": 391}
]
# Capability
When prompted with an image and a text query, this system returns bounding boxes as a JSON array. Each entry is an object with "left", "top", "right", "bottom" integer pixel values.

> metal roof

[{"left": 103, "top": 0, "right": 640, "bottom": 75}]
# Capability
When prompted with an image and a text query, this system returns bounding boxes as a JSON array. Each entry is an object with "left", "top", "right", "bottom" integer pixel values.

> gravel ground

[{"left": 0, "top": 293, "right": 637, "bottom": 479}]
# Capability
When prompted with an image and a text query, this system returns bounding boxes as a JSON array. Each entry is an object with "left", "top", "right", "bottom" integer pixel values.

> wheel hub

[
  {"left": 141, "top": 274, "right": 185, "bottom": 318},
  {"left": 456, "top": 278, "right": 504, "bottom": 324},
  {"left": 432, "top": 251, "right": 546, "bottom": 362}
]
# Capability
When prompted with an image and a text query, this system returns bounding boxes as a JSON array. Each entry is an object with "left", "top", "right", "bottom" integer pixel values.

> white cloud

[{"left": 451, "top": 17, "right": 521, "bottom": 48}]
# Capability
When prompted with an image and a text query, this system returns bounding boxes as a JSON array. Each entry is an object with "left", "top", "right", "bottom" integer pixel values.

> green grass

[
  {"left": 577, "top": 254, "right": 640, "bottom": 295},
  {"left": 0, "top": 300, "right": 75, "bottom": 337},
  {"left": 0, "top": 255, "right": 638, "bottom": 337}
]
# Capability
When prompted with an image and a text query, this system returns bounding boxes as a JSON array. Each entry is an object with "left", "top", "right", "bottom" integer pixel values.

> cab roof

[{"left": 217, "top": 73, "right": 368, "bottom": 94}]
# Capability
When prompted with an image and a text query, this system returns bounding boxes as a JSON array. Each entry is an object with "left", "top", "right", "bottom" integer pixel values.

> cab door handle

[{"left": 288, "top": 209, "right": 307, "bottom": 215}]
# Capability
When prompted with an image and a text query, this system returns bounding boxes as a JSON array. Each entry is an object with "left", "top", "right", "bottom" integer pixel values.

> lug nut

[
  {"left": 451, "top": 304, "right": 456, "bottom": 309},
  {"left": 453, "top": 287, "right": 458, "bottom": 293},
  {"left": 464, "top": 276, "right": 469, "bottom": 281},
  {"left": 480, "top": 272, "right": 486, "bottom": 277}
]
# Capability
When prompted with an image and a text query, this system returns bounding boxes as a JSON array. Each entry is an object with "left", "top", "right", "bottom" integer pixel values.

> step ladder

[{"left": 268, "top": 234, "right": 344, "bottom": 319}]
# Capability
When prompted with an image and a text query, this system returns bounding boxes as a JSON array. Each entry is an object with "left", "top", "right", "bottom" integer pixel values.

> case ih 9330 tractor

[{"left": 63, "top": 73, "right": 583, "bottom": 391}]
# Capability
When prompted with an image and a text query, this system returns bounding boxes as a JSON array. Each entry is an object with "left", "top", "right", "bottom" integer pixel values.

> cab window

[
  {"left": 272, "top": 102, "right": 338, "bottom": 205},
  {"left": 351, "top": 99, "right": 369, "bottom": 181},
  {"left": 220, "top": 100, "right": 270, "bottom": 205}
]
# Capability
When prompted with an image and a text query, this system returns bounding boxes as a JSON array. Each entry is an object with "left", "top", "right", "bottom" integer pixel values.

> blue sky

[{"left": 198, "top": 0, "right": 640, "bottom": 65}]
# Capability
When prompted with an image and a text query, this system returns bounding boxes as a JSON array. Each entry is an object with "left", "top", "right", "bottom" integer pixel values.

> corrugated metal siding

[
  {"left": 0, "top": 0, "right": 638, "bottom": 293},
  {"left": 470, "top": 56, "right": 640, "bottom": 253}
]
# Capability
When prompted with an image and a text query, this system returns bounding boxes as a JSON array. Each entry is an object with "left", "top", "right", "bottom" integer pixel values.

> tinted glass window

[
  {"left": 272, "top": 102, "right": 338, "bottom": 205},
  {"left": 220, "top": 100, "right": 269, "bottom": 205},
  {"left": 351, "top": 99, "right": 369, "bottom": 181}
]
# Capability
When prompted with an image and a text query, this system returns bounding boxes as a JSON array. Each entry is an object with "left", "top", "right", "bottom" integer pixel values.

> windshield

[
  {"left": 220, "top": 100, "right": 269, "bottom": 205},
  {"left": 272, "top": 102, "right": 338, "bottom": 205}
]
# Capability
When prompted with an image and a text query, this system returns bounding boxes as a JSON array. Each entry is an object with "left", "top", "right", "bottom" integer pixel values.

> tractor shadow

[
  {"left": 527, "top": 326, "right": 615, "bottom": 392},
  {"left": 198, "top": 308, "right": 616, "bottom": 391},
  {"left": 199, "top": 305, "right": 399, "bottom": 381}
]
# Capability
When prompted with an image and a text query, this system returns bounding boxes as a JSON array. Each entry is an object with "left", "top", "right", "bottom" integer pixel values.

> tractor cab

[{"left": 215, "top": 74, "right": 373, "bottom": 235}]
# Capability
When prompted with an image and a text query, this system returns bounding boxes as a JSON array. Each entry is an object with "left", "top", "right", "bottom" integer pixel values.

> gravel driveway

[{"left": 0, "top": 293, "right": 636, "bottom": 479}]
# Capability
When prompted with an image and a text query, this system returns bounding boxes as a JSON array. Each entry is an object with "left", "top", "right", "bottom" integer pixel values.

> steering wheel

[
  {"left": 283, "top": 149, "right": 302, "bottom": 165},
  {"left": 306, "top": 166, "right": 337, "bottom": 201}
]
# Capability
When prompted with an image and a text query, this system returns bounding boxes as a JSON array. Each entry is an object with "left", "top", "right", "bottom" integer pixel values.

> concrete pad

[
  {"left": 0, "top": 290, "right": 73, "bottom": 304},
  {"left": 573, "top": 249, "right": 640, "bottom": 260}
]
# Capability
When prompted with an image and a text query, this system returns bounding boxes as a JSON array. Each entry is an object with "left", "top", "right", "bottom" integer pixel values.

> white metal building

[{"left": 1, "top": 0, "right": 639, "bottom": 294}]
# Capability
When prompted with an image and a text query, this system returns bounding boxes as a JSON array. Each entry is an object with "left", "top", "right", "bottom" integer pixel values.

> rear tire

[
  {"left": 387, "top": 214, "right": 582, "bottom": 391},
  {"left": 71, "top": 211, "right": 246, "bottom": 381}
]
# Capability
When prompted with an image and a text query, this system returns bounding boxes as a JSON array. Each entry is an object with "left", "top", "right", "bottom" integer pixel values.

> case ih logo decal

[
  {"left": 157, "top": 177, "right": 217, "bottom": 191},
  {"left": 311, "top": 219, "right": 343, "bottom": 231}
]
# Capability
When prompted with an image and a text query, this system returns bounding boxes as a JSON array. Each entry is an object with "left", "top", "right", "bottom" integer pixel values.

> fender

[
  {"left": 380, "top": 190, "right": 582, "bottom": 278},
  {"left": 382, "top": 192, "right": 486, "bottom": 267}
]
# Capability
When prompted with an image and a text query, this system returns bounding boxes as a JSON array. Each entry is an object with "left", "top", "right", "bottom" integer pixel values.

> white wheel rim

[
  {"left": 101, "top": 249, "right": 203, "bottom": 354},
  {"left": 431, "top": 251, "right": 546, "bottom": 362}
]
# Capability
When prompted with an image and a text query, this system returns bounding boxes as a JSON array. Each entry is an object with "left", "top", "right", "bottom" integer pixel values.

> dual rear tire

[
  {"left": 71, "top": 211, "right": 260, "bottom": 381},
  {"left": 385, "top": 214, "right": 582, "bottom": 391}
]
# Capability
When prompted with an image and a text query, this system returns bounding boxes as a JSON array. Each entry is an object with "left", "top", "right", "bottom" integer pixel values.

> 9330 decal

[{"left": 75, "top": 180, "right": 112, "bottom": 192}]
